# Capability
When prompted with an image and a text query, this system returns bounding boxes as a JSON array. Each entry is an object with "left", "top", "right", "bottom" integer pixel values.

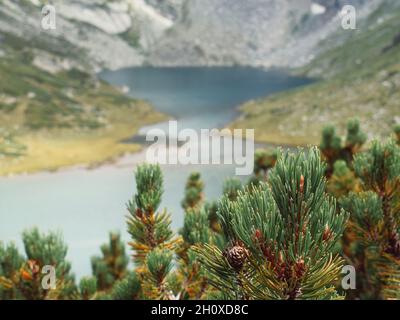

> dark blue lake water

[{"left": 100, "top": 67, "right": 312, "bottom": 130}]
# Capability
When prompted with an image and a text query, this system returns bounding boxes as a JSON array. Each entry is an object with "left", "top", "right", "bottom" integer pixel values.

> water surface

[
  {"left": 0, "top": 67, "right": 312, "bottom": 278},
  {"left": 100, "top": 67, "right": 312, "bottom": 131}
]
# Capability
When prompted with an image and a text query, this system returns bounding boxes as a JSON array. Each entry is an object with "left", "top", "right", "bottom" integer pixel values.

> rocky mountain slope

[
  {"left": 146, "top": 0, "right": 383, "bottom": 67},
  {"left": 0, "top": 0, "right": 169, "bottom": 175},
  {"left": 230, "top": 0, "right": 400, "bottom": 145},
  {"left": 0, "top": 0, "right": 182, "bottom": 71},
  {"left": 0, "top": 0, "right": 387, "bottom": 71}
]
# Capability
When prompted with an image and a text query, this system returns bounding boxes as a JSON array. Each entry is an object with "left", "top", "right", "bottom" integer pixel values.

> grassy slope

[
  {"left": 230, "top": 4, "right": 400, "bottom": 146},
  {"left": 0, "top": 33, "right": 166, "bottom": 176}
]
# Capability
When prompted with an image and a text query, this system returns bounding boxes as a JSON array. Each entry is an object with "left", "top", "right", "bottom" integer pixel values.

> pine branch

[
  {"left": 143, "top": 248, "right": 174, "bottom": 300},
  {"left": 195, "top": 147, "right": 348, "bottom": 300},
  {"left": 342, "top": 140, "right": 400, "bottom": 299},
  {"left": 177, "top": 173, "right": 217, "bottom": 299},
  {"left": 181, "top": 172, "right": 204, "bottom": 211},
  {"left": 0, "top": 229, "right": 77, "bottom": 300},
  {"left": 249, "top": 149, "right": 277, "bottom": 186},
  {"left": 223, "top": 178, "right": 243, "bottom": 202},
  {"left": 394, "top": 125, "right": 400, "bottom": 146},
  {"left": 320, "top": 119, "right": 366, "bottom": 177},
  {"left": 126, "top": 164, "right": 181, "bottom": 299},
  {"left": 327, "top": 160, "right": 361, "bottom": 198},
  {"left": 127, "top": 164, "right": 180, "bottom": 266},
  {"left": 79, "top": 277, "right": 97, "bottom": 300},
  {"left": 91, "top": 232, "right": 128, "bottom": 291},
  {"left": 108, "top": 271, "right": 141, "bottom": 300},
  {"left": 0, "top": 242, "right": 24, "bottom": 299}
]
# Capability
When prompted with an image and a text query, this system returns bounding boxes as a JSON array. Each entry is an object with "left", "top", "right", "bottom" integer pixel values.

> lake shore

[
  {"left": 1, "top": 66, "right": 313, "bottom": 177},
  {"left": 0, "top": 102, "right": 168, "bottom": 177}
]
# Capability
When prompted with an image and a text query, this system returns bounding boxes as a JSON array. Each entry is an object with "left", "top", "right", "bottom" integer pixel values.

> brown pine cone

[{"left": 223, "top": 245, "right": 249, "bottom": 272}]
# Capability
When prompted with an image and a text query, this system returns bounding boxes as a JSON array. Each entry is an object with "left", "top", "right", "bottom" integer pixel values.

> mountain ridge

[{"left": 0, "top": 0, "right": 387, "bottom": 72}]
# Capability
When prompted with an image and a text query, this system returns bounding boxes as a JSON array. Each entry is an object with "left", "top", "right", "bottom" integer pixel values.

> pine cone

[{"left": 223, "top": 245, "right": 248, "bottom": 271}]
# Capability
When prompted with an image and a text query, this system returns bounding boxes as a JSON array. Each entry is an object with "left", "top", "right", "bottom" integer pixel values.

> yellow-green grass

[
  {"left": 231, "top": 63, "right": 400, "bottom": 146},
  {"left": 0, "top": 39, "right": 168, "bottom": 176},
  {"left": 0, "top": 63, "right": 167, "bottom": 176},
  {"left": 0, "top": 101, "right": 167, "bottom": 176}
]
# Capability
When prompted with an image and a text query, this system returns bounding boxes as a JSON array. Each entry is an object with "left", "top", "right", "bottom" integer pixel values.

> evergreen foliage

[
  {"left": 22, "top": 228, "right": 76, "bottom": 299},
  {"left": 142, "top": 248, "right": 174, "bottom": 299},
  {"left": 340, "top": 140, "right": 400, "bottom": 299},
  {"left": 127, "top": 164, "right": 179, "bottom": 265},
  {"left": 327, "top": 160, "right": 361, "bottom": 198},
  {"left": 181, "top": 172, "right": 204, "bottom": 211},
  {"left": 205, "top": 200, "right": 221, "bottom": 234},
  {"left": 176, "top": 173, "right": 215, "bottom": 299},
  {"left": 223, "top": 178, "right": 243, "bottom": 201},
  {"left": 206, "top": 177, "right": 244, "bottom": 249},
  {"left": 249, "top": 149, "right": 277, "bottom": 185},
  {"left": 127, "top": 164, "right": 180, "bottom": 299},
  {"left": 320, "top": 119, "right": 367, "bottom": 176},
  {"left": 181, "top": 208, "right": 214, "bottom": 247},
  {"left": 0, "top": 242, "right": 24, "bottom": 299},
  {"left": 79, "top": 277, "right": 97, "bottom": 300},
  {"left": 2, "top": 125, "right": 400, "bottom": 301},
  {"left": 195, "top": 148, "right": 348, "bottom": 300},
  {"left": 394, "top": 124, "right": 400, "bottom": 145},
  {"left": 0, "top": 228, "right": 76, "bottom": 300},
  {"left": 107, "top": 271, "right": 141, "bottom": 300},
  {"left": 91, "top": 232, "right": 128, "bottom": 291}
]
